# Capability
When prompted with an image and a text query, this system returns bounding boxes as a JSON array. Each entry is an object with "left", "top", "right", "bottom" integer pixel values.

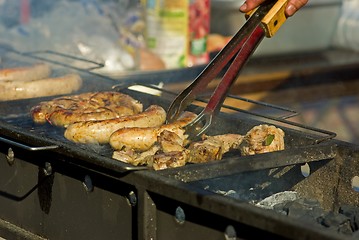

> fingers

[
  {"left": 286, "top": 0, "right": 308, "bottom": 17},
  {"left": 239, "top": 0, "right": 267, "bottom": 12},
  {"left": 239, "top": 0, "right": 308, "bottom": 17}
]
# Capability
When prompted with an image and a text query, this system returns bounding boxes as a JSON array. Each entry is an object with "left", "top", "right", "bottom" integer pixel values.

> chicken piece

[
  {"left": 187, "top": 133, "right": 244, "bottom": 163},
  {"left": 240, "top": 124, "right": 285, "bottom": 155},
  {"left": 109, "top": 111, "right": 196, "bottom": 151},
  {"left": 158, "top": 130, "right": 185, "bottom": 153},
  {"left": 202, "top": 134, "right": 244, "bottom": 152},
  {"left": 112, "top": 145, "right": 161, "bottom": 166},
  {"left": 187, "top": 138, "right": 223, "bottom": 163},
  {"left": 152, "top": 150, "right": 189, "bottom": 170},
  {"left": 112, "top": 150, "right": 135, "bottom": 164}
]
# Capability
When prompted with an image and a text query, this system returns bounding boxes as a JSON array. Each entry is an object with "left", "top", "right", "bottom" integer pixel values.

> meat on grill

[
  {"left": 64, "top": 105, "right": 167, "bottom": 144},
  {"left": 0, "top": 63, "right": 51, "bottom": 82},
  {"left": 112, "top": 124, "right": 285, "bottom": 170},
  {"left": 31, "top": 91, "right": 143, "bottom": 126},
  {"left": 240, "top": 124, "right": 285, "bottom": 155},
  {"left": 109, "top": 111, "right": 197, "bottom": 151}
]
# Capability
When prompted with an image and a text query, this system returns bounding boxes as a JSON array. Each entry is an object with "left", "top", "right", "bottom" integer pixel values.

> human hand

[{"left": 239, "top": 0, "right": 308, "bottom": 17}]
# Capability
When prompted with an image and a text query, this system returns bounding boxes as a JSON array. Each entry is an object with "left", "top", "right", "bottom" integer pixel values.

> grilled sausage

[
  {"left": 109, "top": 111, "right": 197, "bottom": 151},
  {"left": 31, "top": 91, "right": 143, "bottom": 126},
  {"left": 64, "top": 105, "right": 167, "bottom": 144},
  {"left": 0, "top": 63, "right": 51, "bottom": 82},
  {"left": 0, "top": 73, "right": 82, "bottom": 101}
]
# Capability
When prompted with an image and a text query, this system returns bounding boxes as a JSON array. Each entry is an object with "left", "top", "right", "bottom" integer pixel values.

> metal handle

[
  {"left": 0, "top": 136, "right": 58, "bottom": 151},
  {"left": 23, "top": 50, "right": 105, "bottom": 71}
]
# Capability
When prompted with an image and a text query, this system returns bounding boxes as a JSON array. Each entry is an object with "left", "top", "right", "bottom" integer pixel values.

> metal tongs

[{"left": 167, "top": 0, "right": 289, "bottom": 140}]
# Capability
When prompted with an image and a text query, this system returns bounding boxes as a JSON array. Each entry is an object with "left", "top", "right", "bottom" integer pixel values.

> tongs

[{"left": 167, "top": 0, "right": 289, "bottom": 140}]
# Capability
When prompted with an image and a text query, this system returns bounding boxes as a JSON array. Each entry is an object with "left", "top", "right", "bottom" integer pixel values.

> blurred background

[{"left": 0, "top": 0, "right": 359, "bottom": 144}]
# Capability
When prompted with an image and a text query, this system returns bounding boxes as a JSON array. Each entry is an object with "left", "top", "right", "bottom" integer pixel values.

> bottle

[{"left": 141, "top": 0, "right": 211, "bottom": 69}]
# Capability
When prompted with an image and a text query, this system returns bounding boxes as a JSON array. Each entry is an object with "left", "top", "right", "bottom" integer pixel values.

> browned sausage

[
  {"left": 64, "top": 105, "right": 167, "bottom": 144},
  {"left": 31, "top": 91, "right": 143, "bottom": 126},
  {"left": 0, "top": 63, "right": 51, "bottom": 82},
  {"left": 109, "top": 111, "right": 197, "bottom": 151},
  {"left": 0, "top": 73, "right": 82, "bottom": 102}
]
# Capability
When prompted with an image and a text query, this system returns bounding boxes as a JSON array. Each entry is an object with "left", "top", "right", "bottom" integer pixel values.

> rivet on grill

[
  {"left": 351, "top": 176, "right": 359, "bottom": 192},
  {"left": 301, "top": 163, "right": 311, "bottom": 178},
  {"left": 224, "top": 225, "right": 237, "bottom": 240},
  {"left": 83, "top": 175, "right": 94, "bottom": 192},
  {"left": 43, "top": 162, "right": 52, "bottom": 176},
  {"left": 127, "top": 191, "right": 137, "bottom": 207},
  {"left": 174, "top": 206, "right": 185, "bottom": 224},
  {"left": 6, "top": 148, "right": 15, "bottom": 165}
]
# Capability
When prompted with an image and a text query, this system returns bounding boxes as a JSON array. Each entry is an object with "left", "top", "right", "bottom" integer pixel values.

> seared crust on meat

[
  {"left": 111, "top": 125, "right": 284, "bottom": 170},
  {"left": 240, "top": 124, "right": 285, "bottom": 155},
  {"left": 64, "top": 105, "right": 166, "bottom": 144},
  {"left": 31, "top": 91, "right": 143, "bottom": 126},
  {"left": 109, "top": 111, "right": 197, "bottom": 151}
]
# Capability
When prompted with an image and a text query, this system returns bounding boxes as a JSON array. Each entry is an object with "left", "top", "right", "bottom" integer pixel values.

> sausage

[
  {"left": 31, "top": 91, "right": 143, "bottom": 126},
  {"left": 64, "top": 105, "right": 167, "bottom": 144},
  {"left": 109, "top": 111, "right": 197, "bottom": 151},
  {"left": 0, "top": 73, "right": 82, "bottom": 101},
  {"left": 0, "top": 63, "right": 51, "bottom": 82}
]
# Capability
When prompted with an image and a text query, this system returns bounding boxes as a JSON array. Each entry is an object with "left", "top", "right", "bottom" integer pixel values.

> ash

[
  {"left": 216, "top": 190, "right": 359, "bottom": 237},
  {"left": 256, "top": 191, "right": 359, "bottom": 236}
]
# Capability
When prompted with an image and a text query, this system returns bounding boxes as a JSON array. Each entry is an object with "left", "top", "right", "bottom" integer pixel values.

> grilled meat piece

[
  {"left": 0, "top": 63, "right": 51, "bottom": 82},
  {"left": 109, "top": 111, "right": 197, "bottom": 151},
  {"left": 240, "top": 124, "right": 285, "bottom": 155},
  {"left": 64, "top": 105, "right": 166, "bottom": 144},
  {"left": 112, "top": 129, "right": 187, "bottom": 169},
  {"left": 152, "top": 150, "right": 188, "bottom": 170},
  {"left": 1, "top": 73, "right": 82, "bottom": 101},
  {"left": 203, "top": 134, "right": 244, "bottom": 153},
  {"left": 31, "top": 91, "right": 143, "bottom": 126},
  {"left": 112, "top": 145, "right": 161, "bottom": 166},
  {"left": 187, "top": 139, "right": 223, "bottom": 163},
  {"left": 187, "top": 134, "right": 244, "bottom": 163},
  {"left": 158, "top": 130, "right": 185, "bottom": 153}
]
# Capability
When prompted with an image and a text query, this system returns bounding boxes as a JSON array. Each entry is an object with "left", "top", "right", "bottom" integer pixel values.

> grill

[{"left": 0, "top": 46, "right": 359, "bottom": 240}]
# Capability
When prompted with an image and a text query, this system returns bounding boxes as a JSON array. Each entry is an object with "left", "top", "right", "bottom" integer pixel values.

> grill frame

[{"left": 0, "top": 47, "right": 358, "bottom": 240}]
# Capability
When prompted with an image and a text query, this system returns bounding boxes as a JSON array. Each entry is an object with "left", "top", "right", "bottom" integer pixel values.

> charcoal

[
  {"left": 339, "top": 205, "right": 359, "bottom": 231},
  {"left": 255, "top": 192, "right": 359, "bottom": 237},
  {"left": 318, "top": 212, "right": 353, "bottom": 234},
  {"left": 281, "top": 198, "right": 323, "bottom": 218},
  {"left": 352, "top": 229, "right": 359, "bottom": 238}
]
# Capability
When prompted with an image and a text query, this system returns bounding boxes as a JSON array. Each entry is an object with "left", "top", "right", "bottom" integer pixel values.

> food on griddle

[
  {"left": 112, "top": 124, "right": 285, "bottom": 170},
  {"left": 29, "top": 89, "right": 285, "bottom": 170},
  {"left": 152, "top": 150, "right": 188, "bottom": 170},
  {"left": 64, "top": 105, "right": 167, "bottom": 144},
  {"left": 240, "top": 124, "right": 285, "bottom": 155},
  {"left": 112, "top": 129, "right": 188, "bottom": 170},
  {"left": 109, "top": 111, "right": 197, "bottom": 151},
  {"left": 187, "top": 134, "right": 244, "bottom": 163},
  {"left": 31, "top": 91, "right": 143, "bottom": 126},
  {"left": 0, "top": 63, "right": 51, "bottom": 82},
  {"left": 112, "top": 145, "right": 161, "bottom": 167},
  {"left": 0, "top": 73, "right": 82, "bottom": 101}
]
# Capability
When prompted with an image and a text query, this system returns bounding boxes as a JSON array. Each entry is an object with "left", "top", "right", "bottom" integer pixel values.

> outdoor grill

[{"left": 0, "top": 45, "right": 359, "bottom": 240}]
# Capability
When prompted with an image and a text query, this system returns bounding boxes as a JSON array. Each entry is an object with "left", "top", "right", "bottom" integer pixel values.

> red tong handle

[{"left": 204, "top": 26, "right": 265, "bottom": 115}]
